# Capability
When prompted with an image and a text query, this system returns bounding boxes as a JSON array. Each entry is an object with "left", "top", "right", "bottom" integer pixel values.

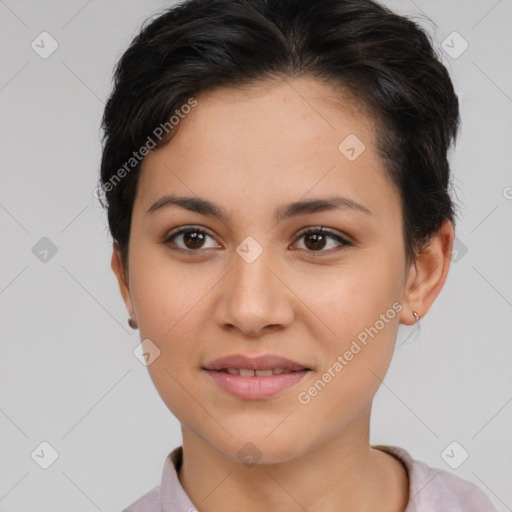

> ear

[
  {"left": 400, "top": 219, "right": 455, "bottom": 325},
  {"left": 111, "top": 243, "right": 136, "bottom": 322}
]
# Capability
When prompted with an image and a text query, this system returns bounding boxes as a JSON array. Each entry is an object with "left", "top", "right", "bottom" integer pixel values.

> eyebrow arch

[{"left": 146, "top": 194, "right": 373, "bottom": 223}]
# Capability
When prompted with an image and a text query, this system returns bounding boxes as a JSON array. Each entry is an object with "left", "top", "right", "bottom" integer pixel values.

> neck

[{"left": 177, "top": 406, "right": 409, "bottom": 512}]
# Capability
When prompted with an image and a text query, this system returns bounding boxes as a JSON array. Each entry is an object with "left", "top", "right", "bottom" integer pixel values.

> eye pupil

[
  {"left": 184, "top": 231, "right": 205, "bottom": 249},
  {"left": 305, "top": 232, "right": 327, "bottom": 251}
]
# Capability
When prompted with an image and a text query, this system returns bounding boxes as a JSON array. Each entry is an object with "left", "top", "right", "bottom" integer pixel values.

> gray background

[{"left": 0, "top": 0, "right": 511, "bottom": 510}]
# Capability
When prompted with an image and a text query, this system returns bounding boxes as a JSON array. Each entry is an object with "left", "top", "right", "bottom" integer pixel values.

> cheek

[
  {"left": 294, "top": 257, "right": 402, "bottom": 403},
  {"left": 293, "top": 319, "right": 400, "bottom": 437},
  {"left": 293, "top": 258, "right": 402, "bottom": 342},
  {"left": 129, "top": 246, "right": 213, "bottom": 338}
]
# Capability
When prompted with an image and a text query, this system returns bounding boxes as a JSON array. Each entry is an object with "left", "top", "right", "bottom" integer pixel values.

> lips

[
  {"left": 203, "top": 353, "right": 311, "bottom": 372},
  {"left": 202, "top": 353, "right": 312, "bottom": 399}
]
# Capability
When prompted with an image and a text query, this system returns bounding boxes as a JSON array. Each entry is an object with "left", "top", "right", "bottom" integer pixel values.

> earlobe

[
  {"left": 400, "top": 220, "right": 455, "bottom": 325},
  {"left": 111, "top": 243, "right": 135, "bottom": 320}
]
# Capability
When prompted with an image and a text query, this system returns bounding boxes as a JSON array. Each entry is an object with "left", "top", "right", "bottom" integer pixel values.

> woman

[{"left": 98, "top": 0, "right": 499, "bottom": 510}]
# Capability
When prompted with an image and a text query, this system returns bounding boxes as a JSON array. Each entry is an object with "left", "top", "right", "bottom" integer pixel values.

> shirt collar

[
  {"left": 372, "top": 443, "right": 434, "bottom": 512},
  {"left": 160, "top": 446, "right": 197, "bottom": 512}
]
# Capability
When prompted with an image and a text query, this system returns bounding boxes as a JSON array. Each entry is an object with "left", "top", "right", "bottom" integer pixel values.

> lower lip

[{"left": 204, "top": 370, "right": 310, "bottom": 400}]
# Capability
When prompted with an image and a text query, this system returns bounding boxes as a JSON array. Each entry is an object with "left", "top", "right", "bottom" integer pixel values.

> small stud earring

[
  {"left": 128, "top": 317, "right": 138, "bottom": 329},
  {"left": 398, "top": 310, "right": 421, "bottom": 346}
]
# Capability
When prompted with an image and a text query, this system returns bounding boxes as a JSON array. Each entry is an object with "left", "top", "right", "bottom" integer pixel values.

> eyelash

[{"left": 163, "top": 225, "right": 354, "bottom": 255}]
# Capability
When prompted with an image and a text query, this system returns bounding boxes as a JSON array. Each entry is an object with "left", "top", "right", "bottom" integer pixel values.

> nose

[{"left": 214, "top": 248, "right": 295, "bottom": 337}]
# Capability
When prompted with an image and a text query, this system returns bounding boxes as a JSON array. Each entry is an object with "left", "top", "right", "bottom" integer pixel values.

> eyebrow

[{"left": 146, "top": 194, "right": 373, "bottom": 223}]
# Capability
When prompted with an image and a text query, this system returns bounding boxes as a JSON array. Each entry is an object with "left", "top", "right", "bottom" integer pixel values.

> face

[{"left": 112, "top": 76, "right": 425, "bottom": 464}]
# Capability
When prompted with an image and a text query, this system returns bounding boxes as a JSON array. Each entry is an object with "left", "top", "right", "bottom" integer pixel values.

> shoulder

[
  {"left": 121, "top": 485, "right": 161, "bottom": 512},
  {"left": 373, "top": 444, "right": 499, "bottom": 512}
]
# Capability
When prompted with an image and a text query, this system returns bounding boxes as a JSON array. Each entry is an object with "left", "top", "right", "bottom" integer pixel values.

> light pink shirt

[{"left": 121, "top": 444, "right": 499, "bottom": 511}]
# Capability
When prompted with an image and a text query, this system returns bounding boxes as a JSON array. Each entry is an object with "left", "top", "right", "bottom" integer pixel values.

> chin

[{"left": 206, "top": 431, "right": 309, "bottom": 466}]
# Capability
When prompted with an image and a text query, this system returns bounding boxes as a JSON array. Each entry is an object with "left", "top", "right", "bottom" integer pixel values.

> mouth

[
  {"left": 202, "top": 353, "right": 312, "bottom": 400},
  {"left": 210, "top": 368, "right": 310, "bottom": 376}
]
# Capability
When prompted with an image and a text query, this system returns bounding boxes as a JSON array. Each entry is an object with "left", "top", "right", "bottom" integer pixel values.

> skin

[{"left": 111, "top": 76, "right": 454, "bottom": 512}]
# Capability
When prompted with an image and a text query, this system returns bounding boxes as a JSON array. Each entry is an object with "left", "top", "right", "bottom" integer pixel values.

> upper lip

[{"left": 203, "top": 353, "right": 310, "bottom": 372}]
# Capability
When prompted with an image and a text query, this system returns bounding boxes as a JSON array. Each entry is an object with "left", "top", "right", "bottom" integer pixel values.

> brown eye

[
  {"left": 181, "top": 230, "right": 206, "bottom": 249},
  {"left": 304, "top": 231, "right": 328, "bottom": 251},
  {"left": 294, "top": 228, "right": 353, "bottom": 253},
  {"left": 164, "top": 227, "right": 220, "bottom": 252}
]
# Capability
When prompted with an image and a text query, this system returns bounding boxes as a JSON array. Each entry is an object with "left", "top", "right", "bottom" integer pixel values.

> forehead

[{"left": 135, "top": 76, "right": 400, "bottom": 222}]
